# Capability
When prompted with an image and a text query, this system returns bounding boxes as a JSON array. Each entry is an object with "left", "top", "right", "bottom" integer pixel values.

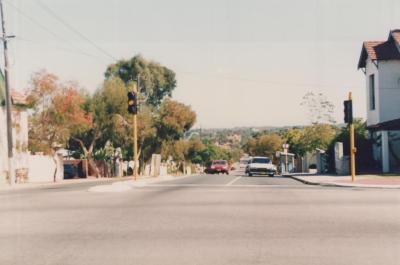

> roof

[
  {"left": 11, "top": 90, "right": 28, "bottom": 106},
  {"left": 390, "top": 29, "right": 400, "bottom": 43},
  {"left": 358, "top": 29, "right": 400, "bottom": 69},
  {"left": 367, "top": 118, "right": 400, "bottom": 131},
  {"left": 0, "top": 70, "right": 29, "bottom": 107}
]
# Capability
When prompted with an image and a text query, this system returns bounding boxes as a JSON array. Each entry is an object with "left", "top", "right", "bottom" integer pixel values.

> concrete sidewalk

[
  {"left": 0, "top": 176, "right": 137, "bottom": 191},
  {"left": 288, "top": 173, "right": 400, "bottom": 189},
  {"left": 1, "top": 174, "right": 194, "bottom": 192}
]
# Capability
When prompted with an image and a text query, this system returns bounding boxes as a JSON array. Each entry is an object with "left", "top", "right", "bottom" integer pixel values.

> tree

[
  {"left": 301, "top": 91, "right": 335, "bottom": 124},
  {"left": 281, "top": 128, "right": 306, "bottom": 156},
  {"left": 27, "top": 70, "right": 93, "bottom": 179},
  {"left": 27, "top": 70, "right": 60, "bottom": 154},
  {"left": 161, "top": 139, "right": 189, "bottom": 173},
  {"left": 301, "top": 124, "right": 337, "bottom": 151},
  {"left": 245, "top": 133, "right": 283, "bottom": 158},
  {"left": 229, "top": 147, "right": 244, "bottom": 163},
  {"left": 198, "top": 141, "right": 232, "bottom": 165},
  {"left": 186, "top": 138, "right": 206, "bottom": 164},
  {"left": 281, "top": 124, "right": 337, "bottom": 156},
  {"left": 155, "top": 98, "right": 196, "bottom": 141},
  {"left": 66, "top": 80, "right": 126, "bottom": 178},
  {"left": 104, "top": 55, "right": 177, "bottom": 107},
  {"left": 326, "top": 119, "right": 376, "bottom": 173}
]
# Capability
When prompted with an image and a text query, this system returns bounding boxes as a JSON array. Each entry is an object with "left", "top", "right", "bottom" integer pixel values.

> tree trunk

[
  {"left": 71, "top": 136, "right": 100, "bottom": 178},
  {"left": 52, "top": 154, "right": 58, "bottom": 182},
  {"left": 87, "top": 152, "right": 100, "bottom": 178},
  {"left": 138, "top": 146, "right": 143, "bottom": 175}
]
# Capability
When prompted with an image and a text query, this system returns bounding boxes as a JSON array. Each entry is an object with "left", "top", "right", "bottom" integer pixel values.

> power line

[
  {"left": 15, "top": 36, "right": 104, "bottom": 60},
  {"left": 4, "top": 0, "right": 101, "bottom": 60},
  {"left": 35, "top": 0, "right": 117, "bottom": 61},
  {"left": 177, "top": 70, "right": 360, "bottom": 90}
]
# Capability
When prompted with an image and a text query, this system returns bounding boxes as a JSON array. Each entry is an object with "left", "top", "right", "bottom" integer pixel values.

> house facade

[
  {"left": 358, "top": 29, "right": 400, "bottom": 172},
  {"left": 0, "top": 71, "right": 29, "bottom": 184}
]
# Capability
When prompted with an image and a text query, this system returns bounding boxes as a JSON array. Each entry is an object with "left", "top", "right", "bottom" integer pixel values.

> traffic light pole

[
  {"left": 133, "top": 78, "right": 139, "bottom": 181},
  {"left": 349, "top": 92, "right": 356, "bottom": 182},
  {"left": 133, "top": 113, "right": 138, "bottom": 180}
]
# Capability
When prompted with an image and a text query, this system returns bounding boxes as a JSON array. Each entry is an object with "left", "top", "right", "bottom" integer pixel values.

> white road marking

[
  {"left": 145, "top": 183, "right": 303, "bottom": 188},
  {"left": 225, "top": 176, "right": 242, "bottom": 186},
  {"left": 133, "top": 184, "right": 311, "bottom": 190}
]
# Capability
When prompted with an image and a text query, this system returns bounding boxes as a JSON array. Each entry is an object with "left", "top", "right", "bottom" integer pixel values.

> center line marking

[{"left": 226, "top": 176, "right": 242, "bottom": 186}]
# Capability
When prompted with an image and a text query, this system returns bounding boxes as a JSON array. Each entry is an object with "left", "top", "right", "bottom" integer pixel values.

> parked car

[
  {"left": 245, "top": 156, "right": 276, "bottom": 177},
  {"left": 204, "top": 160, "right": 229, "bottom": 174}
]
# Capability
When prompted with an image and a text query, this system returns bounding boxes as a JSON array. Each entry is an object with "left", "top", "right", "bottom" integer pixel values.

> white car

[
  {"left": 239, "top": 157, "right": 251, "bottom": 170},
  {"left": 245, "top": 156, "right": 277, "bottom": 177}
]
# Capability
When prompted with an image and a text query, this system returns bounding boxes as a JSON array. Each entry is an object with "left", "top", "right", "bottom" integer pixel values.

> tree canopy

[
  {"left": 27, "top": 70, "right": 92, "bottom": 155},
  {"left": 281, "top": 124, "right": 337, "bottom": 156},
  {"left": 155, "top": 99, "right": 196, "bottom": 141},
  {"left": 104, "top": 55, "right": 176, "bottom": 107},
  {"left": 245, "top": 133, "right": 283, "bottom": 157},
  {"left": 301, "top": 91, "right": 335, "bottom": 124}
]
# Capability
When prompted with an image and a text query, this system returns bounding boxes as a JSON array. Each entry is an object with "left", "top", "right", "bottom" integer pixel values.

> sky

[{"left": 2, "top": 0, "right": 400, "bottom": 128}]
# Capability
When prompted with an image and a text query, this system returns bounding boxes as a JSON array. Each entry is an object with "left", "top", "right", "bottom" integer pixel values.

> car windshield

[
  {"left": 213, "top": 160, "right": 226, "bottom": 165},
  {"left": 252, "top": 158, "right": 270, "bottom": 164}
]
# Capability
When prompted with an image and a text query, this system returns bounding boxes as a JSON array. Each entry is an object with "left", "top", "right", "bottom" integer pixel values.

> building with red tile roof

[{"left": 358, "top": 29, "right": 400, "bottom": 173}]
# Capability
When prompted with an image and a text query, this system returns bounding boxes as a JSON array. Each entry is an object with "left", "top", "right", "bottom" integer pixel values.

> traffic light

[
  {"left": 127, "top": 91, "right": 138, "bottom": 114},
  {"left": 344, "top": 100, "right": 353, "bottom": 124}
]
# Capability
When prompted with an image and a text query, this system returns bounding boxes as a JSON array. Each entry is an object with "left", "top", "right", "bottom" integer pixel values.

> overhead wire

[
  {"left": 176, "top": 70, "right": 361, "bottom": 90},
  {"left": 35, "top": 0, "right": 117, "bottom": 61},
  {"left": 4, "top": 0, "right": 104, "bottom": 60},
  {"left": 4, "top": 1, "right": 360, "bottom": 91},
  {"left": 15, "top": 36, "right": 104, "bottom": 60}
]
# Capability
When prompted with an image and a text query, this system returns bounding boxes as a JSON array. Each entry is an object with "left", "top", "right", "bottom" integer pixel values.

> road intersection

[{"left": 1, "top": 172, "right": 399, "bottom": 265}]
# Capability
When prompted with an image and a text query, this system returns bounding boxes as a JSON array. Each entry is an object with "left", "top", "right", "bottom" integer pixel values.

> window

[
  {"left": 251, "top": 158, "right": 270, "bottom": 164},
  {"left": 369, "top": 74, "right": 375, "bottom": 110}
]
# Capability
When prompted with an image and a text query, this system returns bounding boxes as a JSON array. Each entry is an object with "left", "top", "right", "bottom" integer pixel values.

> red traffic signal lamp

[
  {"left": 127, "top": 91, "right": 138, "bottom": 114},
  {"left": 344, "top": 100, "right": 353, "bottom": 124}
]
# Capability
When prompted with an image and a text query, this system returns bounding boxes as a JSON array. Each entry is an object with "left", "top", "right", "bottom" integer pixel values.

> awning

[{"left": 367, "top": 118, "right": 400, "bottom": 131}]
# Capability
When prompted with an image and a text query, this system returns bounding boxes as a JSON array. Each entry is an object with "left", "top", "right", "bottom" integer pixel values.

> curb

[
  {"left": 284, "top": 175, "right": 321, "bottom": 186},
  {"left": 285, "top": 175, "right": 400, "bottom": 189}
]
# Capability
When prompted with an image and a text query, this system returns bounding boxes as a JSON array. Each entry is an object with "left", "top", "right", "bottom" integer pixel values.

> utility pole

[{"left": 0, "top": 0, "right": 15, "bottom": 186}]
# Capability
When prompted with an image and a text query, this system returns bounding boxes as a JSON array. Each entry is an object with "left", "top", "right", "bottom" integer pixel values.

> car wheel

[
  {"left": 248, "top": 173, "right": 252, "bottom": 177},
  {"left": 268, "top": 174, "right": 274, "bottom": 177}
]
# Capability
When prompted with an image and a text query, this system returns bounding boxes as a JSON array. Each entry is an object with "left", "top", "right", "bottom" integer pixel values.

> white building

[
  {"left": 0, "top": 71, "right": 29, "bottom": 184},
  {"left": 358, "top": 29, "right": 400, "bottom": 173}
]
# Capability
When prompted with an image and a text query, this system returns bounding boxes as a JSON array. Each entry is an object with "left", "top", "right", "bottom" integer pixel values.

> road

[{"left": 1, "top": 171, "right": 399, "bottom": 265}]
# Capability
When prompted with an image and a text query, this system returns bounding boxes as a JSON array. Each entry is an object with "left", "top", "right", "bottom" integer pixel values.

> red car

[{"left": 205, "top": 160, "right": 229, "bottom": 175}]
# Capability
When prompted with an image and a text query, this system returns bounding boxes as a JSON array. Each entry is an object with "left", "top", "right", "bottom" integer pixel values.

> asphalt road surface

[{"left": 1, "top": 171, "right": 399, "bottom": 265}]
